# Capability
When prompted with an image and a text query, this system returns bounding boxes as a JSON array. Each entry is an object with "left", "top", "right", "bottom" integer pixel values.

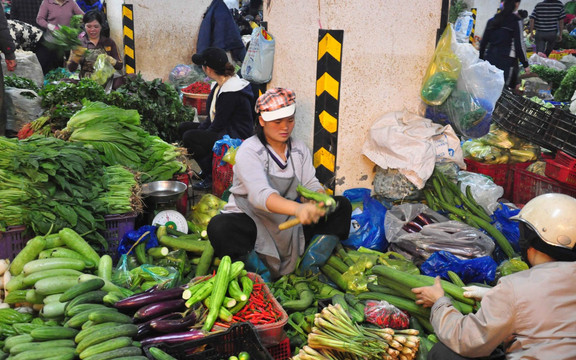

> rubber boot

[{"left": 297, "top": 234, "right": 340, "bottom": 275}]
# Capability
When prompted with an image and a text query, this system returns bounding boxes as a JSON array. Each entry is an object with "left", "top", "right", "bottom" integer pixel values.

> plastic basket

[
  {"left": 182, "top": 92, "right": 208, "bottom": 116},
  {"left": 543, "top": 108, "right": 576, "bottom": 158},
  {"left": 554, "top": 151, "right": 576, "bottom": 169},
  {"left": 512, "top": 167, "right": 576, "bottom": 205},
  {"left": 492, "top": 89, "right": 556, "bottom": 150},
  {"left": 173, "top": 172, "right": 191, "bottom": 216},
  {"left": 212, "top": 145, "right": 234, "bottom": 199},
  {"left": 0, "top": 225, "right": 33, "bottom": 260},
  {"left": 142, "top": 322, "right": 274, "bottom": 360},
  {"left": 266, "top": 338, "right": 291, "bottom": 360},
  {"left": 544, "top": 159, "right": 576, "bottom": 186},
  {"left": 101, "top": 212, "right": 137, "bottom": 262}
]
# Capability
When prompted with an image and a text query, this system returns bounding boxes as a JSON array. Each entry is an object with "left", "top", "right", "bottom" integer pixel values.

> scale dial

[{"left": 152, "top": 210, "right": 188, "bottom": 233}]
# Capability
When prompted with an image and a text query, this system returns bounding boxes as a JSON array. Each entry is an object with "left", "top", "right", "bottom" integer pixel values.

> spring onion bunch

[
  {"left": 293, "top": 304, "right": 420, "bottom": 360},
  {"left": 101, "top": 165, "right": 142, "bottom": 215}
]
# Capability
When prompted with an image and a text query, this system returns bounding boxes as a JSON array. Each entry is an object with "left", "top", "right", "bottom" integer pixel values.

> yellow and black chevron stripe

[
  {"left": 313, "top": 30, "right": 343, "bottom": 194},
  {"left": 122, "top": 4, "right": 135, "bottom": 74},
  {"left": 469, "top": 8, "right": 477, "bottom": 44}
]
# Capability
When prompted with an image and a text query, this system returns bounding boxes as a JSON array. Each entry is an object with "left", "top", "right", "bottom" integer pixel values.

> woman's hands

[
  {"left": 295, "top": 202, "right": 326, "bottom": 225},
  {"left": 412, "top": 276, "right": 444, "bottom": 308}
]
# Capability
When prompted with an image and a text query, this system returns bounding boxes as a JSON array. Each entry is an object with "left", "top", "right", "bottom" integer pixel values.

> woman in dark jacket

[
  {"left": 178, "top": 47, "right": 254, "bottom": 190},
  {"left": 479, "top": 0, "right": 530, "bottom": 89}
]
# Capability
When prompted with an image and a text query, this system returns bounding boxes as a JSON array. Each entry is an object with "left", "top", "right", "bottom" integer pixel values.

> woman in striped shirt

[{"left": 529, "top": 0, "right": 566, "bottom": 56}]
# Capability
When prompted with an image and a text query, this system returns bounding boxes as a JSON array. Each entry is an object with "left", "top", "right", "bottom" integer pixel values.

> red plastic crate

[
  {"left": 182, "top": 92, "right": 208, "bottom": 116},
  {"left": 266, "top": 338, "right": 291, "bottom": 360},
  {"left": 512, "top": 167, "right": 576, "bottom": 205},
  {"left": 464, "top": 158, "right": 512, "bottom": 198},
  {"left": 544, "top": 159, "right": 576, "bottom": 186},
  {"left": 173, "top": 172, "right": 191, "bottom": 216},
  {"left": 0, "top": 225, "right": 33, "bottom": 260},
  {"left": 554, "top": 151, "right": 576, "bottom": 170}
]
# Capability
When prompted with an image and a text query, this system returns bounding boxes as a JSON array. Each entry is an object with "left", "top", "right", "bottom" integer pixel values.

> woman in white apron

[{"left": 207, "top": 88, "right": 351, "bottom": 279}]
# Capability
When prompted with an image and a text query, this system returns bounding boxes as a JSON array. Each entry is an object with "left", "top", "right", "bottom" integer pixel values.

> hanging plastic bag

[
  {"left": 241, "top": 26, "right": 275, "bottom": 83},
  {"left": 420, "top": 25, "right": 461, "bottom": 105},
  {"left": 341, "top": 192, "right": 388, "bottom": 251},
  {"left": 454, "top": 11, "right": 474, "bottom": 44},
  {"left": 421, "top": 250, "right": 497, "bottom": 284}
]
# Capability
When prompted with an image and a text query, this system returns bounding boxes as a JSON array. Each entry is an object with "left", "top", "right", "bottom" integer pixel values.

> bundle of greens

[
  {"left": 39, "top": 78, "right": 107, "bottom": 109},
  {"left": 101, "top": 165, "right": 142, "bottom": 215},
  {"left": 107, "top": 74, "right": 196, "bottom": 142},
  {"left": 43, "top": 25, "right": 82, "bottom": 53},
  {"left": 529, "top": 65, "right": 567, "bottom": 92},
  {"left": 0, "top": 136, "right": 109, "bottom": 247},
  {"left": 553, "top": 65, "right": 576, "bottom": 102},
  {"left": 64, "top": 100, "right": 188, "bottom": 183},
  {"left": 4, "top": 75, "right": 40, "bottom": 92}
]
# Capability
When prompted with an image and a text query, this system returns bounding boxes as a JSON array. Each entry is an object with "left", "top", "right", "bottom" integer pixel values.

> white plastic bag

[
  {"left": 362, "top": 110, "right": 465, "bottom": 189},
  {"left": 1, "top": 50, "right": 44, "bottom": 88},
  {"left": 241, "top": 27, "right": 275, "bottom": 83},
  {"left": 528, "top": 53, "right": 566, "bottom": 71},
  {"left": 4, "top": 88, "right": 43, "bottom": 132},
  {"left": 454, "top": 11, "right": 474, "bottom": 44},
  {"left": 458, "top": 171, "right": 504, "bottom": 214}
]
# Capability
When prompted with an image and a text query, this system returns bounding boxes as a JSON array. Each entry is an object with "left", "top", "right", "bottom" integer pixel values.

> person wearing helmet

[{"left": 411, "top": 193, "right": 576, "bottom": 359}]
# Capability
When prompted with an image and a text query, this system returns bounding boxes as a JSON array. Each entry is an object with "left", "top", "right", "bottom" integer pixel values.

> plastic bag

[
  {"left": 364, "top": 300, "right": 410, "bottom": 329},
  {"left": 458, "top": 171, "right": 503, "bottom": 214},
  {"left": 341, "top": 192, "right": 388, "bottom": 251},
  {"left": 342, "top": 187, "right": 371, "bottom": 211},
  {"left": 298, "top": 234, "right": 339, "bottom": 275},
  {"left": 2, "top": 51, "right": 44, "bottom": 88},
  {"left": 373, "top": 167, "right": 422, "bottom": 201},
  {"left": 420, "top": 250, "right": 497, "bottom": 284},
  {"left": 378, "top": 251, "right": 420, "bottom": 275},
  {"left": 191, "top": 193, "right": 227, "bottom": 229},
  {"left": 117, "top": 225, "right": 159, "bottom": 256},
  {"left": 384, "top": 203, "right": 448, "bottom": 244},
  {"left": 420, "top": 25, "right": 461, "bottom": 105},
  {"left": 454, "top": 11, "right": 474, "bottom": 44},
  {"left": 241, "top": 26, "right": 275, "bottom": 83},
  {"left": 169, "top": 64, "right": 206, "bottom": 89},
  {"left": 4, "top": 88, "right": 42, "bottom": 132},
  {"left": 492, "top": 203, "right": 521, "bottom": 253},
  {"left": 212, "top": 135, "right": 243, "bottom": 166},
  {"left": 155, "top": 249, "right": 192, "bottom": 283},
  {"left": 91, "top": 54, "right": 115, "bottom": 85},
  {"left": 528, "top": 53, "right": 566, "bottom": 71},
  {"left": 496, "top": 256, "right": 529, "bottom": 279}
]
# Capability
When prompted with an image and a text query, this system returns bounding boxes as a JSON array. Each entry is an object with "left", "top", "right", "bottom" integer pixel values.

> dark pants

[
  {"left": 178, "top": 122, "right": 220, "bottom": 177},
  {"left": 428, "top": 342, "right": 506, "bottom": 360},
  {"left": 35, "top": 40, "right": 64, "bottom": 75},
  {"left": 485, "top": 53, "right": 517, "bottom": 89},
  {"left": 207, "top": 196, "right": 352, "bottom": 259},
  {"left": 535, "top": 30, "right": 557, "bottom": 57}
]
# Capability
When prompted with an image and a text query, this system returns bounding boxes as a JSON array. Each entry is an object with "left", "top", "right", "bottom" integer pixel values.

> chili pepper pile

[
  {"left": 364, "top": 300, "right": 410, "bottom": 329},
  {"left": 182, "top": 81, "right": 211, "bottom": 94}
]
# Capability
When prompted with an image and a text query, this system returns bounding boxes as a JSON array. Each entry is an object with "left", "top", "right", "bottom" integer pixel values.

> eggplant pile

[
  {"left": 401, "top": 213, "right": 436, "bottom": 233},
  {"left": 114, "top": 286, "right": 205, "bottom": 346}
]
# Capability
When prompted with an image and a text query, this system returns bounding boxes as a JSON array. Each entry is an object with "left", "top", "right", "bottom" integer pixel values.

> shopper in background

[
  {"left": 206, "top": 88, "right": 352, "bottom": 279},
  {"left": 412, "top": 193, "right": 576, "bottom": 359},
  {"left": 479, "top": 0, "right": 529, "bottom": 89},
  {"left": 178, "top": 47, "right": 254, "bottom": 191},
  {"left": 35, "top": 0, "right": 83, "bottom": 74},
  {"left": 529, "top": 0, "right": 566, "bottom": 56},
  {"left": 11, "top": 0, "right": 43, "bottom": 27},
  {"left": 76, "top": 0, "right": 101, "bottom": 13},
  {"left": 0, "top": 3, "right": 17, "bottom": 137},
  {"left": 66, "top": 10, "right": 122, "bottom": 88}
]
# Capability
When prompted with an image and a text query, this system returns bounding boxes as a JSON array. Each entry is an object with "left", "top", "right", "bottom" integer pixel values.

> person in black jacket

[
  {"left": 479, "top": 0, "right": 530, "bottom": 89},
  {"left": 178, "top": 47, "right": 254, "bottom": 190},
  {"left": 0, "top": 4, "right": 16, "bottom": 137}
]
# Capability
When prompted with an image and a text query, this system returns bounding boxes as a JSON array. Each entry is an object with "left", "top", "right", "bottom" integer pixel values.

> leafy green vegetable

[
  {"left": 39, "top": 78, "right": 107, "bottom": 109},
  {"left": 553, "top": 65, "right": 576, "bottom": 102},
  {"left": 529, "top": 65, "right": 567, "bottom": 92},
  {"left": 69, "top": 14, "right": 83, "bottom": 30},
  {"left": 43, "top": 25, "right": 82, "bottom": 53},
  {"left": 4, "top": 75, "right": 40, "bottom": 92}
]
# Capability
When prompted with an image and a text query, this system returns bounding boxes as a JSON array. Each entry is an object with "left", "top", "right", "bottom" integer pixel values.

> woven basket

[{"left": 182, "top": 92, "right": 209, "bottom": 115}]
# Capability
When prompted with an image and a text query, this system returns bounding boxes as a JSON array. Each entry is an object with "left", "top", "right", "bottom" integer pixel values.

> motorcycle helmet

[{"left": 510, "top": 193, "right": 576, "bottom": 262}]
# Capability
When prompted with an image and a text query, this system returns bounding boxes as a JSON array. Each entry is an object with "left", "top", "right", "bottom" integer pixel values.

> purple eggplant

[
  {"left": 150, "top": 311, "right": 197, "bottom": 333},
  {"left": 413, "top": 213, "right": 435, "bottom": 227},
  {"left": 402, "top": 221, "right": 423, "bottom": 233},
  {"left": 114, "top": 287, "right": 185, "bottom": 310},
  {"left": 134, "top": 298, "right": 187, "bottom": 322},
  {"left": 140, "top": 329, "right": 205, "bottom": 347},
  {"left": 136, "top": 312, "right": 182, "bottom": 340}
]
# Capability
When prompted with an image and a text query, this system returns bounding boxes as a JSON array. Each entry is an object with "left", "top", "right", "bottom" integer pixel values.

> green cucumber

[
  {"left": 9, "top": 339, "right": 75, "bottom": 355},
  {"left": 34, "top": 275, "right": 80, "bottom": 295},
  {"left": 25, "top": 290, "right": 45, "bottom": 305},
  {"left": 11, "top": 347, "right": 75, "bottom": 360},
  {"left": 43, "top": 293, "right": 66, "bottom": 304},
  {"left": 58, "top": 228, "right": 101, "bottom": 267},
  {"left": 65, "top": 308, "right": 118, "bottom": 329},
  {"left": 148, "top": 347, "right": 177, "bottom": 360},
  {"left": 66, "top": 303, "right": 108, "bottom": 317},
  {"left": 147, "top": 247, "right": 169, "bottom": 259},
  {"left": 64, "top": 290, "right": 107, "bottom": 313},
  {"left": 97, "top": 255, "right": 113, "bottom": 281},
  {"left": 41, "top": 247, "right": 96, "bottom": 268},
  {"left": 40, "top": 301, "right": 68, "bottom": 318},
  {"left": 159, "top": 235, "right": 207, "bottom": 254},
  {"left": 83, "top": 346, "right": 143, "bottom": 360},
  {"left": 60, "top": 278, "right": 105, "bottom": 302},
  {"left": 22, "top": 258, "right": 86, "bottom": 275},
  {"left": 10, "top": 236, "right": 46, "bottom": 276},
  {"left": 43, "top": 234, "right": 65, "bottom": 249},
  {"left": 88, "top": 309, "right": 133, "bottom": 324},
  {"left": 4, "top": 290, "right": 28, "bottom": 304},
  {"left": 75, "top": 322, "right": 122, "bottom": 343},
  {"left": 22, "top": 268, "right": 84, "bottom": 287},
  {"left": 79, "top": 336, "right": 133, "bottom": 359},
  {"left": 76, "top": 323, "right": 138, "bottom": 354},
  {"left": 12, "top": 322, "right": 43, "bottom": 335},
  {"left": 30, "top": 325, "right": 79, "bottom": 340},
  {"left": 3, "top": 334, "right": 33, "bottom": 352}
]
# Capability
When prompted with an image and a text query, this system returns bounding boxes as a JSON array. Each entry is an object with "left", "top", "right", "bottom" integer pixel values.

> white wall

[{"left": 468, "top": 0, "right": 572, "bottom": 38}]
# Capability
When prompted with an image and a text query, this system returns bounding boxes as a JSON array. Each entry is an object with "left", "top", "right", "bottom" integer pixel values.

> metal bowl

[{"left": 141, "top": 181, "right": 188, "bottom": 205}]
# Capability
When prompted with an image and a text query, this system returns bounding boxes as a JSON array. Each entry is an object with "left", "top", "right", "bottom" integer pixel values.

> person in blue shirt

[{"left": 76, "top": 0, "right": 101, "bottom": 14}]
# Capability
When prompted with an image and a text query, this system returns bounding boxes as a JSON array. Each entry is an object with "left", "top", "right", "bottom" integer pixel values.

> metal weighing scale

[{"left": 139, "top": 180, "right": 189, "bottom": 233}]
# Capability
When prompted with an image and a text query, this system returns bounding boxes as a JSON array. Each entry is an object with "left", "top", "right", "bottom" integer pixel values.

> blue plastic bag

[
  {"left": 297, "top": 234, "right": 340, "bottom": 275},
  {"left": 118, "top": 225, "right": 159, "bottom": 256},
  {"left": 492, "top": 203, "right": 521, "bottom": 253},
  {"left": 212, "top": 135, "right": 243, "bottom": 166},
  {"left": 244, "top": 250, "right": 271, "bottom": 283},
  {"left": 421, "top": 250, "right": 497, "bottom": 284},
  {"left": 342, "top": 191, "right": 388, "bottom": 251}
]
